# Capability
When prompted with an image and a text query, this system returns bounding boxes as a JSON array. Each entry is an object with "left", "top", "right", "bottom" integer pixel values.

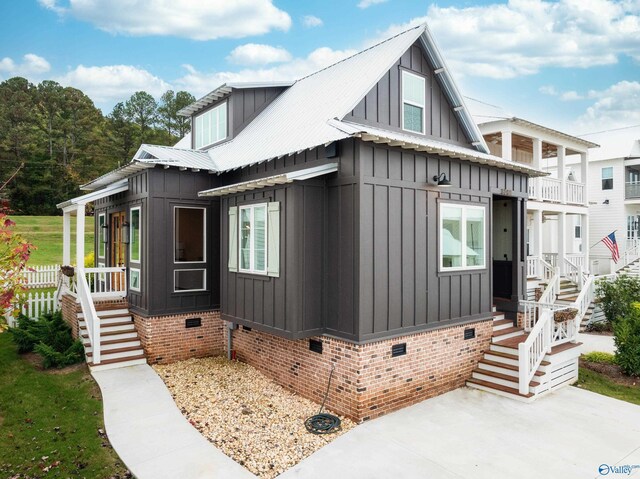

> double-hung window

[
  {"left": 239, "top": 204, "right": 267, "bottom": 274},
  {"left": 602, "top": 167, "right": 613, "bottom": 190},
  {"left": 402, "top": 71, "right": 425, "bottom": 134},
  {"left": 440, "top": 204, "right": 486, "bottom": 271},
  {"left": 129, "top": 206, "right": 141, "bottom": 292},
  {"left": 194, "top": 102, "right": 227, "bottom": 149}
]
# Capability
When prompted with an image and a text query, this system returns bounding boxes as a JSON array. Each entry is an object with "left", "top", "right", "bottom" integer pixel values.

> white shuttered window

[{"left": 231, "top": 202, "right": 279, "bottom": 277}]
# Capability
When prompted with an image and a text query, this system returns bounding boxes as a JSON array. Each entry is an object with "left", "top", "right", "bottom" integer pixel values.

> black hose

[{"left": 304, "top": 363, "right": 341, "bottom": 434}]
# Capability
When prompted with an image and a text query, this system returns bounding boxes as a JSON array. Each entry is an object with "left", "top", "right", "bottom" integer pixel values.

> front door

[{"left": 110, "top": 211, "right": 126, "bottom": 289}]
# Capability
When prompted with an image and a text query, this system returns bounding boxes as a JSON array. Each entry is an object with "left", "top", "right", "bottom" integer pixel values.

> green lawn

[
  {"left": 0, "top": 333, "right": 127, "bottom": 478},
  {"left": 12, "top": 216, "right": 94, "bottom": 266},
  {"left": 575, "top": 367, "right": 640, "bottom": 406}
]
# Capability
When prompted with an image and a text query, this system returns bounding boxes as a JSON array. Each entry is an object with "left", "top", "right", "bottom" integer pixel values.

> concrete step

[{"left": 88, "top": 357, "right": 147, "bottom": 372}]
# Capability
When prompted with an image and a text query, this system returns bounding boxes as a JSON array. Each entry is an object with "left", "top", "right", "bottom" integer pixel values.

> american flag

[{"left": 602, "top": 232, "right": 620, "bottom": 263}]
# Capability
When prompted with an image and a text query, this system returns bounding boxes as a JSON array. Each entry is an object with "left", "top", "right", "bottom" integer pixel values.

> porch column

[
  {"left": 558, "top": 145, "right": 566, "bottom": 203},
  {"left": 558, "top": 212, "right": 566, "bottom": 275},
  {"left": 62, "top": 210, "right": 71, "bottom": 266},
  {"left": 582, "top": 213, "right": 590, "bottom": 273},
  {"left": 532, "top": 138, "right": 542, "bottom": 170},
  {"left": 533, "top": 209, "right": 543, "bottom": 260},
  {"left": 580, "top": 152, "right": 588, "bottom": 206},
  {"left": 76, "top": 203, "right": 85, "bottom": 270},
  {"left": 501, "top": 130, "right": 512, "bottom": 161}
]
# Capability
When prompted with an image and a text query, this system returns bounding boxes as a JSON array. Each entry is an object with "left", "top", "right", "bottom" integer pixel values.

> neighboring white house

[
  {"left": 468, "top": 99, "right": 598, "bottom": 290},
  {"left": 579, "top": 125, "right": 640, "bottom": 274}
]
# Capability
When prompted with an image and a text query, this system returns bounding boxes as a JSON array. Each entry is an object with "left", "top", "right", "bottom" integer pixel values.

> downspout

[{"left": 227, "top": 322, "right": 235, "bottom": 360}]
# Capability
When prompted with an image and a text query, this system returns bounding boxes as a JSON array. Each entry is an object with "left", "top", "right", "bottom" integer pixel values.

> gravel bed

[{"left": 153, "top": 357, "right": 355, "bottom": 478}]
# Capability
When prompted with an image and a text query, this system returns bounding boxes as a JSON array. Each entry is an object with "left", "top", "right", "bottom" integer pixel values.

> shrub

[
  {"left": 9, "top": 310, "right": 85, "bottom": 368},
  {"left": 586, "top": 321, "right": 612, "bottom": 333},
  {"left": 613, "top": 302, "right": 640, "bottom": 377},
  {"left": 84, "top": 251, "right": 95, "bottom": 268},
  {"left": 582, "top": 351, "right": 616, "bottom": 364},
  {"left": 596, "top": 275, "right": 640, "bottom": 325}
]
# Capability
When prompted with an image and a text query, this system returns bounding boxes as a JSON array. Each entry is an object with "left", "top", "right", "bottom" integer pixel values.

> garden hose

[{"left": 304, "top": 363, "right": 341, "bottom": 434}]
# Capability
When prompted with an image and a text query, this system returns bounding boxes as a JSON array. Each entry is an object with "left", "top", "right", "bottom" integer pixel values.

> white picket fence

[
  {"left": 4, "top": 291, "right": 60, "bottom": 327},
  {"left": 23, "top": 265, "right": 60, "bottom": 288}
]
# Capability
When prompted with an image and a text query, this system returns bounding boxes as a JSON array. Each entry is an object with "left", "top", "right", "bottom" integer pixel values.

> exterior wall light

[
  {"left": 433, "top": 173, "right": 452, "bottom": 187},
  {"left": 121, "top": 221, "right": 130, "bottom": 244},
  {"left": 101, "top": 224, "right": 109, "bottom": 244}
]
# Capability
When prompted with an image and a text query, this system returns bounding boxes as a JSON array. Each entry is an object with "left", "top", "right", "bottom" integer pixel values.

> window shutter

[
  {"left": 267, "top": 202, "right": 280, "bottom": 277},
  {"left": 228, "top": 206, "right": 238, "bottom": 272}
]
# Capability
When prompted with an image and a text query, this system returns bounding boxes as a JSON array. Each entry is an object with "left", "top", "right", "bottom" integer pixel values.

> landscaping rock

[{"left": 153, "top": 357, "right": 355, "bottom": 479}]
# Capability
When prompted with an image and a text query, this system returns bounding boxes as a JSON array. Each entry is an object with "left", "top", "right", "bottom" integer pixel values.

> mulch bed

[
  {"left": 21, "top": 352, "right": 87, "bottom": 375},
  {"left": 154, "top": 357, "right": 355, "bottom": 479},
  {"left": 580, "top": 359, "right": 640, "bottom": 388}
]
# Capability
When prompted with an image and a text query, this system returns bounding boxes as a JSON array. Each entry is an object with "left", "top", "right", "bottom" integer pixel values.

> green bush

[
  {"left": 586, "top": 321, "right": 612, "bottom": 333},
  {"left": 582, "top": 351, "right": 616, "bottom": 364},
  {"left": 8, "top": 311, "right": 85, "bottom": 368},
  {"left": 613, "top": 303, "right": 640, "bottom": 377},
  {"left": 596, "top": 275, "right": 640, "bottom": 324}
]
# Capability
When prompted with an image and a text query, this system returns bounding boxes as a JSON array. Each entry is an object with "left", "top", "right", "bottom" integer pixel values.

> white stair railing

[
  {"left": 620, "top": 242, "right": 640, "bottom": 271},
  {"left": 76, "top": 270, "right": 101, "bottom": 365},
  {"left": 540, "top": 258, "right": 555, "bottom": 282},
  {"left": 538, "top": 270, "right": 560, "bottom": 305},
  {"left": 518, "top": 307, "right": 553, "bottom": 394},
  {"left": 563, "top": 258, "right": 584, "bottom": 289},
  {"left": 84, "top": 267, "right": 127, "bottom": 298}
]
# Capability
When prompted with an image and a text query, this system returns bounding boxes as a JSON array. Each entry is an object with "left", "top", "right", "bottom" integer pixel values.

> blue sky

[{"left": 0, "top": 0, "right": 638, "bottom": 135}]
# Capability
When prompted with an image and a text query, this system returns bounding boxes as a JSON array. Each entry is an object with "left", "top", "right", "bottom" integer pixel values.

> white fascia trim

[
  {"left": 57, "top": 179, "right": 129, "bottom": 209},
  {"left": 198, "top": 162, "right": 339, "bottom": 197}
]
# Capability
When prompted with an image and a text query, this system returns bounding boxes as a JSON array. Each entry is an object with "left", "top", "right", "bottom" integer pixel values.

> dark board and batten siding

[
  {"left": 345, "top": 40, "right": 468, "bottom": 147},
  {"left": 356, "top": 140, "right": 527, "bottom": 342},
  {"left": 94, "top": 172, "right": 149, "bottom": 312}
]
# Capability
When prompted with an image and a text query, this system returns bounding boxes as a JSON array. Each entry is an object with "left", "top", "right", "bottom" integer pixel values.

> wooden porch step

[
  {"left": 473, "top": 368, "right": 541, "bottom": 387},
  {"left": 485, "top": 350, "right": 551, "bottom": 366},
  {"left": 81, "top": 328, "right": 136, "bottom": 339},
  {"left": 87, "top": 354, "right": 145, "bottom": 367},
  {"left": 79, "top": 320, "right": 132, "bottom": 329},
  {"left": 83, "top": 337, "right": 139, "bottom": 347},
  {"left": 86, "top": 345, "right": 142, "bottom": 357},
  {"left": 550, "top": 341, "right": 582, "bottom": 355},
  {"left": 479, "top": 359, "right": 545, "bottom": 376},
  {"left": 492, "top": 319, "right": 514, "bottom": 328},
  {"left": 466, "top": 378, "right": 534, "bottom": 399}
]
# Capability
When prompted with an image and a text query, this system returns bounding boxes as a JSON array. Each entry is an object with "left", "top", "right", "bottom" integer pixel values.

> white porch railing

[
  {"left": 543, "top": 253, "right": 557, "bottom": 267},
  {"left": 23, "top": 265, "right": 60, "bottom": 289},
  {"left": 539, "top": 270, "right": 560, "bottom": 304},
  {"left": 565, "top": 181, "right": 585, "bottom": 205},
  {"left": 566, "top": 254, "right": 586, "bottom": 271},
  {"left": 518, "top": 307, "right": 553, "bottom": 394},
  {"left": 526, "top": 257, "right": 555, "bottom": 280},
  {"left": 529, "top": 177, "right": 562, "bottom": 202},
  {"left": 76, "top": 271, "right": 101, "bottom": 364},
  {"left": 68, "top": 267, "right": 127, "bottom": 299},
  {"left": 564, "top": 258, "right": 584, "bottom": 289},
  {"left": 620, "top": 241, "right": 640, "bottom": 271}
]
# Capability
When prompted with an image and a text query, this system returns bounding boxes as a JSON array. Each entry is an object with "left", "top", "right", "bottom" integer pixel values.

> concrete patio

[
  {"left": 580, "top": 332, "right": 616, "bottom": 354},
  {"left": 281, "top": 386, "right": 640, "bottom": 479}
]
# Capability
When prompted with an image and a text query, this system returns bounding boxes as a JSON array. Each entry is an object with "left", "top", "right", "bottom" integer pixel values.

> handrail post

[{"left": 518, "top": 343, "right": 528, "bottom": 395}]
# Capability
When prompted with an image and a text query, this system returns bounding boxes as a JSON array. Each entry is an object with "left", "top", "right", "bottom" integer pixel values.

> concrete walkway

[
  {"left": 281, "top": 387, "right": 640, "bottom": 479},
  {"left": 580, "top": 333, "right": 616, "bottom": 354},
  {"left": 92, "top": 364, "right": 255, "bottom": 479}
]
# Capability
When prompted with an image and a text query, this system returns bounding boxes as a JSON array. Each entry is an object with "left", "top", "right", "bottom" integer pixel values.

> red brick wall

[
  {"left": 132, "top": 310, "right": 226, "bottom": 364},
  {"left": 231, "top": 319, "right": 492, "bottom": 422},
  {"left": 60, "top": 295, "right": 129, "bottom": 340}
]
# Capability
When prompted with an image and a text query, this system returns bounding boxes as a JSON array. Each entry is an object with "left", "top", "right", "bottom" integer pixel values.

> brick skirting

[
  {"left": 132, "top": 310, "right": 226, "bottom": 364},
  {"left": 231, "top": 320, "right": 492, "bottom": 422}
]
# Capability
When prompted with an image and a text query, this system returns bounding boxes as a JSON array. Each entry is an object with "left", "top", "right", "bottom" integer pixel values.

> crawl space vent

[
  {"left": 185, "top": 318, "right": 202, "bottom": 328},
  {"left": 464, "top": 328, "right": 476, "bottom": 340},
  {"left": 309, "top": 339, "right": 323, "bottom": 354},
  {"left": 391, "top": 343, "right": 407, "bottom": 357}
]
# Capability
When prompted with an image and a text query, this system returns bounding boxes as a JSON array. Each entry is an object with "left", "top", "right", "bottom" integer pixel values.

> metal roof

[
  {"left": 337, "top": 121, "right": 547, "bottom": 177},
  {"left": 578, "top": 124, "right": 640, "bottom": 161},
  {"left": 177, "top": 81, "right": 294, "bottom": 117},
  {"left": 198, "top": 163, "right": 338, "bottom": 197},
  {"left": 57, "top": 179, "right": 129, "bottom": 210}
]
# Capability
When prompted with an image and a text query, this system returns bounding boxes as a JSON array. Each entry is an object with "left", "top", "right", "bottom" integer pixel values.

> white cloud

[
  {"left": 560, "top": 90, "right": 584, "bottom": 101},
  {"left": 357, "top": 0, "right": 388, "bottom": 9},
  {"left": 375, "top": 1, "right": 640, "bottom": 79},
  {"left": 302, "top": 15, "right": 323, "bottom": 27},
  {"left": 39, "top": 0, "right": 291, "bottom": 40},
  {"left": 539, "top": 85, "right": 558, "bottom": 96},
  {"left": 227, "top": 44, "right": 292, "bottom": 66},
  {"left": 56, "top": 64, "right": 171, "bottom": 104},
  {"left": 176, "top": 47, "right": 357, "bottom": 97},
  {"left": 575, "top": 80, "right": 640, "bottom": 131},
  {"left": 0, "top": 53, "right": 51, "bottom": 79}
]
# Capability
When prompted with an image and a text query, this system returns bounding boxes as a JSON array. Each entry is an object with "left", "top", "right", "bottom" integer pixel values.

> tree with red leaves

[{"left": 0, "top": 209, "right": 34, "bottom": 321}]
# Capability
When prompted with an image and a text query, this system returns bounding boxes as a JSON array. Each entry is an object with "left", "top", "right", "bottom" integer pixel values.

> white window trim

[
  {"left": 439, "top": 203, "right": 486, "bottom": 272},
  {"left": 98, "top": 213, "right": 106, "bottom": 259},
  {"left": 130, "top": 267, "right": 141, "bottom": 292},
  {"left": 401, "top": 70, "right": 426, "bottom": 135},
  {"left": 129, "top": 206, "right": 141, "bottom": 264},
  {"left": 173, "top": 268, "right": 207, "bottom": 293},
  {"left": 238, "top": 203, "right": 268, "bottom": 275},
  {"left": 194, "top": 101, "right": 227, "bottom": 150},
  {"left": 173, "top": 206, "right": 207, "bottom": 264}
]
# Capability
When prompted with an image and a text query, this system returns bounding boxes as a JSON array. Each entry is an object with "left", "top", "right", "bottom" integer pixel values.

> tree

[
  {"left": 124, "top": 91, "right": 157, "bottom": 143},
  {"left": 158, "top": 90, "right": 195, "bottom": 138},
  {"left": 36, "top": 80, "right": 64, "bottom": 161},
  {"left": 0, "top": 210, "right": 33, "bottom": 321},
  {"left": 106, "top": 102, "right": 138, "bottom": 166}
]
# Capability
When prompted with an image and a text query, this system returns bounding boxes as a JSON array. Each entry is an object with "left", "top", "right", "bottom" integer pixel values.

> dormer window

[
  {"left": 402, "top": 71, "right": 425, "bottom": 134},
  {"left": 194, "top": 102, "right": 227, "bottom": 149}
]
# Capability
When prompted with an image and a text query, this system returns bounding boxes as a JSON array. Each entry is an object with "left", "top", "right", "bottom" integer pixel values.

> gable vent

[
  {"left": 391, "top": 343, "right": 407, "bottom": 357},
  {"left": 309, "top": 339, "right": 323, "bottom": 354}
]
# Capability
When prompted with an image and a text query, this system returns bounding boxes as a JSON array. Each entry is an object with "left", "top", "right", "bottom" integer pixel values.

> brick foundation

[
  {"left": 516, "top": 311, "right": 525, "bottom": 329},
  {"left": 231, "top": 320, "right": 492, "bottom": 422},
  {"left": 60, "top": 294, "right": 129, "bottom": 340},
  {"left": 131, "top": 310, "right": 226, "bottom": 364}
]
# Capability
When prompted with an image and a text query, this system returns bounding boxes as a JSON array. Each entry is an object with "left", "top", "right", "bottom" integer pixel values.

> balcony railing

[
  {"left": 626, "top": 182, "right": 640, "bottom": 199},
  {"left": 528, "top": 178, "right": 585, "bottom": 205}
]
